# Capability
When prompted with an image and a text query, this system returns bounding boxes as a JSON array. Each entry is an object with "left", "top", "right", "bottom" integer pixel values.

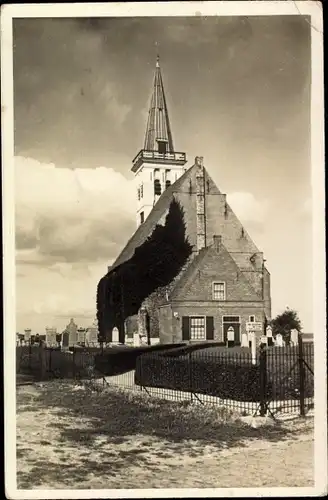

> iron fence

[{"left": 16, "top": 336, "right": 314, "bottom": 417}]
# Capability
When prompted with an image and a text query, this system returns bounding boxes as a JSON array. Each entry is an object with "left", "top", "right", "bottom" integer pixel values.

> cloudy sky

[{"left": 13, "top": 15, "right": 312, "bottom": 333}]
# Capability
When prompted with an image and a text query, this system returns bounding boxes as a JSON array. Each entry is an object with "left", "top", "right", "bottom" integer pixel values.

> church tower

[{"left": 132, "top": 56, "right": 187, "bottom": 226}]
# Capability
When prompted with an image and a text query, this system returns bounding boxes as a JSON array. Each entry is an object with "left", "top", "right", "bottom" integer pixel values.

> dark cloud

[{"left": 13, "top": 16, "right": 310, "bottom": 204}]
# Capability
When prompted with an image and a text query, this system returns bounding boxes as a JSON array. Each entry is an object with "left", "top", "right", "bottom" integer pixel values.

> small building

[{"left": 97, "top": 57, "right": 271, "bottom": 345}]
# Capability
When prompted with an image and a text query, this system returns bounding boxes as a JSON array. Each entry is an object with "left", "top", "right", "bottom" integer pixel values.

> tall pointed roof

[{"left": 144, "top": 56, "right": 174, "bottom": 152}]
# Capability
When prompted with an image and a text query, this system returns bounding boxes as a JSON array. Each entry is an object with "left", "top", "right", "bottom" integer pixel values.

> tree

[{"left": 271, "top": 308, "right": 302, "bottom": 344}]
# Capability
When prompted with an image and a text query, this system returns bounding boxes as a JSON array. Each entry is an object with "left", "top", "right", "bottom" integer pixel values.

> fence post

[
  {"left": 259, "top": 344, "right": 267, "bottom": 417},
  {"left": 28, "top": 340, "right": 32, "bottom": 372},
  {"left": 38, "top": 341, "right": 47, "bottom": 380},
  {"left": 189, "top": 350, "right": 193, "bottom": 402},
  {"left": 72, "top": 346, "right": 76, "bottom": 379},
  {"left": 298, "top": 333, "right": 306, "bottom": 417},
  {"left": 49, "top": 347, "right": 52, "bottom": 374}
]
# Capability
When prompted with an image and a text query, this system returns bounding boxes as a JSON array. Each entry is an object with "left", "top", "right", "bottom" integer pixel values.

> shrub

[
  {"left": 158, "top": 341, "right": 223, "bottom": 358},
  {"left": 94, "top": 343, "right": 186, "bottom": 376},
  {"left": 135, "top": 354, "right": 262, "bottom": 402}
]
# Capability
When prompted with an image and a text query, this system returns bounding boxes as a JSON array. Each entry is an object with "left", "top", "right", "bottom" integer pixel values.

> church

[{"left": 97, "top": 57, "right": 271, "bottom": 345}]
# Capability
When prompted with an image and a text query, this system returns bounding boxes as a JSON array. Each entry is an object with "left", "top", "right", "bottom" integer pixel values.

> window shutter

[
  {"left": 206, "top": 316, "right": 214, "bottom": 340},
  {"left": 182, "top": 316, "right": 190, "bottom": 341}
]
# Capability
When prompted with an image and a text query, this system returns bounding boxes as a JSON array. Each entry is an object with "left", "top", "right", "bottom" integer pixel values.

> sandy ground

[{"left": 16, "top": 381, "right": 314, "bottom": 490}]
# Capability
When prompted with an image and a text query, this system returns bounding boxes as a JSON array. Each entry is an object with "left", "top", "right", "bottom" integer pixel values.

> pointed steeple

[
  {"left": 131, "top": 55, "right": 187, "bottom": 227},
  {"left": 144, "top": 55, "right": 174, "bottom": 153}
]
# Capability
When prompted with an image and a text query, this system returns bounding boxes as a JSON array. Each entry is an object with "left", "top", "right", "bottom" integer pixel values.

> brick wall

[
  {"left": 172, "top": 244, "right": 260, "bottom": 302},
  {"left": 263, "top": 267, "right": 272, "bottom": 319},
  {"left": 158, "top": 305, "right": 174, "bottom": 343},
  {"left": 167, "top": 301, "right": 265, "bottom": 343}
]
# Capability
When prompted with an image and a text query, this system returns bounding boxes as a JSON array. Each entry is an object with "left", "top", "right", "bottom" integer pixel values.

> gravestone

[
  {"left": 266, "top": 326, "right": 273, "bottom": 347},
  {"left": 260, "top": 335, "right": 267, "bottom": 347},
  {"left": 290, "top": 328, "right": 299, "bottom": 346},
  {"left": 275, "top": 333, "right": 283, "bottom": 347},
  {"left": 241, "top": 332, "right": 248, "bottom": 348},
  {"left": 62, "top": 331, "right": 69, "bottom": 348},
  {"left": 112, "top": 327, "right": 119, "bottom": 344},
  {"left": 227, "top": 326, "right": 235, "bottom": 348},
  {"left": 139, "top": 333, "right": 147, "bottom": 345}
]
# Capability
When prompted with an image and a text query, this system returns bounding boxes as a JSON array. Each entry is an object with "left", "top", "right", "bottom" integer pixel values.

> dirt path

[{"left": 16, "top": 382, "right": 314, "bottom": 489}]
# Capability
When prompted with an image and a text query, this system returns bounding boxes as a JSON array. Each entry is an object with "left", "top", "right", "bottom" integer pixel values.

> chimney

[
  {"left": 195, "top": 155, "right": 206, "bottom": 251},
  {"left": 195, "top": 156, "right": 204, "bottom": 167},
  {"left": 213, "top": 235, "right": 222, "bottom": 251}
]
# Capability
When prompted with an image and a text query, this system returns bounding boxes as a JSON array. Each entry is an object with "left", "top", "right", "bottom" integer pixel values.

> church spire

[
  {"left": 131, "top": 55, "right": 187, "bottom": 227},
  {"left": 143, "top": 55, "right": 174, "bottom": 153}
]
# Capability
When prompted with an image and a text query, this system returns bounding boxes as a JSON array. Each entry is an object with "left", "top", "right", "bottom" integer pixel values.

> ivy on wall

[{"left": 96, "top": 199, "right": 192, "bottom": 342}]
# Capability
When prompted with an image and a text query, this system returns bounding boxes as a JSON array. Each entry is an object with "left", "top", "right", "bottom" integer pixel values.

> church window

[
  {"left": 137, "top": 188, "right": 140, "bottom": 201},
  {"left": 140, "top": 211, "right": 144, "bottom": 224},
  {"left": 212, "top": 282, "right": 226, "bottom": 300},
  {"left": 249, "top": 315, "right": 256, "bottom": 323},
  {"left": 154, "top": 179, "right": 161, "bottom": 195},
  {"left": 165, "top": 180, "right": 171, "bottom": 189},
  {"left": 140, "top": 183, "right": 143, "bottom": 198},
  {"left": 190, "top": 316, "right": 206, "bottom": 340}
]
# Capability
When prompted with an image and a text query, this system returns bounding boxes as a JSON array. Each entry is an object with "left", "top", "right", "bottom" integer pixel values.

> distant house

[{"left": 97, "top": 57, "right": 271, "bottom": 346}]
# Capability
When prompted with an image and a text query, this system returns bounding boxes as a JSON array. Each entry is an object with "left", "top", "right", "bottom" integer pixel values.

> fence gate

[{"left": 256, "top": 333, "right": 314, "bottom": 418}]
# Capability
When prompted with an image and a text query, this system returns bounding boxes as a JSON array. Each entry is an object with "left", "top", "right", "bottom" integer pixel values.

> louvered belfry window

[{"left": 154, "top": 179, "right": 161, "bottom": 195}]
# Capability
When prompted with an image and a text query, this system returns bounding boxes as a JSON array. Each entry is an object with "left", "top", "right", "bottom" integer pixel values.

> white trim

[
  {"left": 188, "top": 315, "right": 206, "bottom": 341},
  {"left": 212, "top": 281, "right": 226, "bottom": 301}
]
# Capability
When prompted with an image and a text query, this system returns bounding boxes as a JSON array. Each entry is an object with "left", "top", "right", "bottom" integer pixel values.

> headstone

[
  {"left": 250, "top": 331, "right": 257, "bottom": 365},
  {"left": 227, "top": 326, "right": 235, "bottom": 348},
  {"left": 260, "top": 335, "right": 267, "bottom": 347},
  {"left": 133, "top": 332, "right": 140, "bottom": 347},
  {"left": 112, "top": 327, "right": 119, "bottom": 344},
  {"left": 290, "top": 329, "right": 299, "bottom": 346},
  {"left": 139, "top": 333, "right": 147, "bottom": 345},
  {"left": 275, "top": 333, "right": 283, "bottom": 347},
  {"left": 241, "top": 332, "right": 248, "bottom": 348},
  {"left": 266, "top": 326, "right": 273, "bottom": 347}
]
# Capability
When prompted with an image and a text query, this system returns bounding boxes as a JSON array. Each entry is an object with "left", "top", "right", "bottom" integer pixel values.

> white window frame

[
  {"left": 249, "top": 315, "right": 256, "bottom": 323},
  {"left": 212, "top": 281, "right": 226, "bottom": 301},
  {"left": 189, "top": 315, "right": 206, "bottom": 341}
]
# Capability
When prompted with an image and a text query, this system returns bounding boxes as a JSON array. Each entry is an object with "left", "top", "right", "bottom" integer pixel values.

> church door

[{"left": 222, "top": 316, "right": 241, "bottom": 345}]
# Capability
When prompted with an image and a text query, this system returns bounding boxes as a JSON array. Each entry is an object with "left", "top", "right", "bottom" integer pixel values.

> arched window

[{"left": 154, "top": 179, "right": 161, "bottom": 195}]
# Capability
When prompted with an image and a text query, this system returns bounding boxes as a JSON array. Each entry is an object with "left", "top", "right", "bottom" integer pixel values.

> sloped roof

[
  {"left": 169, "top": 240, "right": 261, "bottom": 301},
  {"left": 112, "top": 164, "right": 196, "bottom": 269},
  {"left": 144, "top": 56, "right": 174, "bottom": 152},
  {"left": 111, "top": 161, "right": 263, "bottom": 277}
]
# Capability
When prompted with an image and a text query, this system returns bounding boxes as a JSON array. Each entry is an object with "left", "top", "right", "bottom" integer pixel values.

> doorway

[{"left": 222, "top": 316, "right": 241, "bottom": 345}]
